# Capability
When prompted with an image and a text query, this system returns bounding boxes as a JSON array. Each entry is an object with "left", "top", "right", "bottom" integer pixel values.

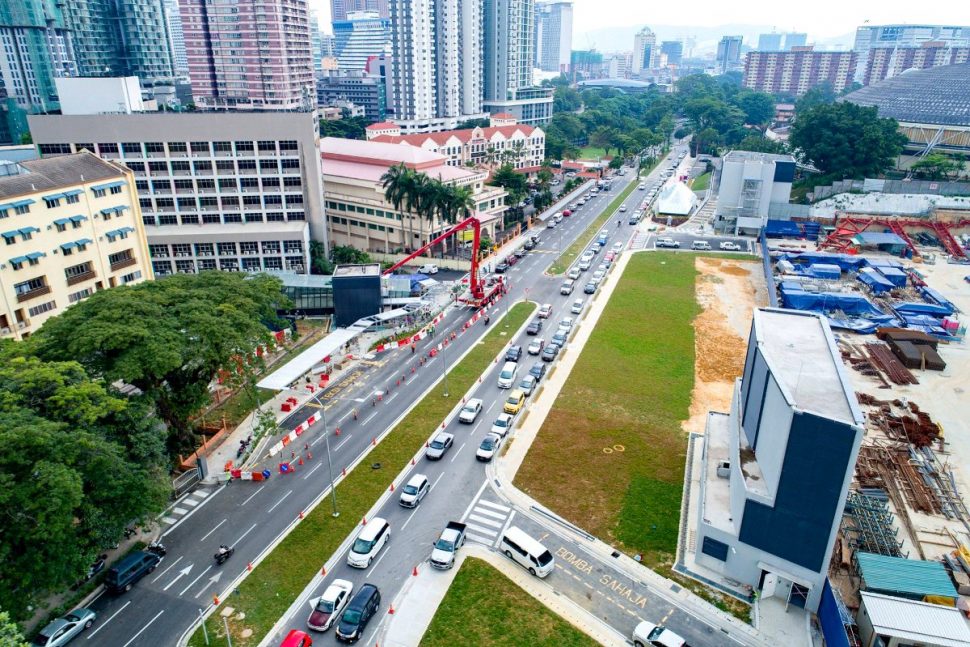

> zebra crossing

[
  {"left": 161, "top": 488, "right": 212, "bottom": 525},
  {"left": 462, "top": 496, "right": 514, "bottom": 547}
]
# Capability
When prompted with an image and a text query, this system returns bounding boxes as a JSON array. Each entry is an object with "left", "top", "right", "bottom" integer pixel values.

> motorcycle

[
  {"left": 85, "top": 554, "right": 108, "bottom": 581},
  {"left": 483, "top": 315, "right": 490, "bottom": 326},
  {"left": 214, "top": 545, "right": 235, "bottom": 565},
  {"left": 236, "top": 435, "right": 252, "bottom": 459},
  {"left": 147, "top": 541, "right": 167, "bottom": 557}
]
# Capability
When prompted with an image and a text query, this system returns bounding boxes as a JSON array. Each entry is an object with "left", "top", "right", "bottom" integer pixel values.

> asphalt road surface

[{"left": 81, "top": 156, "right": 651, "bottom": 647}]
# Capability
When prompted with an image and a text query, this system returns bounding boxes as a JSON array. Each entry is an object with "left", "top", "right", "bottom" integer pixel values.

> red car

[
  {"left": 562, "top": 209, "right": 572, "bottom": 217},
  {"left": 281, "top": 630, "right": 313, "bottom": 647}
]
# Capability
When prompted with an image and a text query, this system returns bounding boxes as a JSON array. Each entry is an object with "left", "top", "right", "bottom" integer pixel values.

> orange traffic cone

[
  {"left": 321, "top": 566, "right": 327, "bottom": 575},
  {"left": 298, "top": 456, "right": 304, "bottom": 466},
  {"left": 299, "top": 511, "right": 304, "bottom": 519},
  {"left": 362, "top": 516, "right": 367, "bottom": 525},
  {"left": 372, "top": 437, "right": 377, "bottom": 446},
  {"left": 389, "top": 483, "right": 395, "bottom": 492},
  {"left": 213, "top": 595, "right": 220, "bottom": 605},
  {"left": 247, "top": 562, "right": 253, "bottom": 571},
  {"left": 388, "top": 604, "right": 395, "bottom": 615},
  {"left": 335, "top": 427, "right": 341, "bottom": 436},
  {"left": 412, "top": 565, "right": 419, "bottom": 576}
]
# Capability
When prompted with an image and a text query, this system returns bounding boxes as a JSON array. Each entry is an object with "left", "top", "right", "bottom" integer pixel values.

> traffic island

[{"left": 187, "top": 302, "right": 535, "bottom": 647}]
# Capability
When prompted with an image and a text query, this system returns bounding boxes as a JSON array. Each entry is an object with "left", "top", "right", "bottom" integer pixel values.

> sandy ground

[{"left": 683, "top": 258, "right": 769, "bottom": 434}]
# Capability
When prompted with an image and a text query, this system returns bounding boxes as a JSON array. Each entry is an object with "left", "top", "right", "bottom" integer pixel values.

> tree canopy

[
  {"left": 789, "top": 102, "right": 907, "bottom": 179},
  {"left": 30, "top": 272, "right": 289, "bottom": 451},
  {"left": 0, "top": 344, "right": 169, "bottom": 619},
  {"left": 910, "top": 153, "right": 963, "bottom": 181},
  {"left": 319, "top": 115, "right": 369, "bottom": 140}
]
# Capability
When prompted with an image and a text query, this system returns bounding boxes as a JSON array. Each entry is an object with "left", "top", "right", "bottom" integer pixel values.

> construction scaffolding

[{"left": 841, "top": 491, "right": 906, "bottom": 558}]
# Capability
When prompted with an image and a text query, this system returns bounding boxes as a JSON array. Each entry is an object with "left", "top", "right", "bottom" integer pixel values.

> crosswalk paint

[
  {"left": 172, "top": 507, "right": 188, "bottom": 515},
  {"left": 162, "top": 516, "right": 177, "bottom": 525},
  {"left": 470, "top": 507, "right": 506, "bottom": 520},
  {"left": 183, "top": 498, "right": 199, "bottom": 507},
  {"left": 475, "top": 499, "right": 510, "bottom": 513},
  {"left": 468, "top": 513, "right": 504, "bottom": 529},
  {"left": 466, "top": 531, "right": 497, "bottom": 544}
]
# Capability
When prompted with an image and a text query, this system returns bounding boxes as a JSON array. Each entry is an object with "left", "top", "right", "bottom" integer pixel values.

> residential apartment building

[
  {"left": 716, "top": 35, "right": 743, "bottom": 74},
  {"left": 632, "top": 27, "right": 658, "bottom": 75},
  {"left": 743, "top": 47, "right": 858, "bottom": 95},
  {"left": 331, "top": 0, "right": 389, "bottom": 21},
  {"left": 388, "top": 0, "right": 487, "bottom": 132},
  {"left": 321, "top": 137, "right": 508, "bottom": 253},
  {"left": 63, "top": 0, "right": 174, "bottom": 90},
  {"left": 365, "top": 117, "right": 544, "bottom": 169},
  {"left": 482, "top": 0, "right": 553, "bottom": 125},
  {"left": 852, "top": 23, "right": 970, "bottom": 82},
  {"left": 28, "top": 111, "right": 324, "bottom": 276},
  {"left": 693, "top": 308, "right": 864, "bottom": 612},
  {"left": 862, "top": 42, "right": 970, "bottom": 86},
  {"left": 0, "top": 152, "right": 152, "bottom": 340},
  {"left": 317, "top": 73, "right": 387, "bottom": 122},
  {"left": 0, "top": 0, "right": 76, "bottom": 143},
  {"left": 332, "top": 11, "right": 391, "bottom": 72},
  {"left": 180, "top": 0, "right": 315, "bottom": 110},
  {"left": 535, "top": 0, "right": 573, "bottom": 73}
]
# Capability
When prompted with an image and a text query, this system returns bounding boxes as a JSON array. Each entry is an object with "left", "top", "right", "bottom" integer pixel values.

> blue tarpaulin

[
  {"left": 778, "top": 284, "right": 898, "bottom": 333},
  {"left": 894, "top": 302, "right": 953, "bottom": 317},
  {"left": 918, "top": 286, "right": 957, "bottom": 315},
  {"left": 876, "top": 266, "right": 907, "bottom": 288},
  {"left": 779, "top": 252, "right": 868, "bottom": 271},
  {"left": 866, "top": 258, "right": 904, "bottom": 269},
  {"left": 809, "top": 263, "right": 841, "bottom": 280},
  {"left": 857, "top": 267, "right": 895, "bottom": 294},
  {"left": 765, "top": 220, "right": 804, "bottom": 237}
]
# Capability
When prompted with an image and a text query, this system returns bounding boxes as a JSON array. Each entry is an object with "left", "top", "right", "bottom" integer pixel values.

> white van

[
  {"left": 500, "top": 526, "right": 554, "bottom": 578},
  {"left": 418, "top": 263, "right": 439, "bottom": 274},
  {"left": 560, "top": 280, "right": 574, "bottom": 295},
  {"left": 497, "top": 361, "right": 518, "bottom": 389},
  {"left": 347, "top": 517, "right": 390, "bottom": 568},
  {"left": 690, "top": 240, "right": 711, "bottom": 251}
]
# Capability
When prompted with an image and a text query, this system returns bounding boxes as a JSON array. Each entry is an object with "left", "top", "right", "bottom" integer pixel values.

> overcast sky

[{"left": 311, "top": 0, "right": 970, "bottom": 40}]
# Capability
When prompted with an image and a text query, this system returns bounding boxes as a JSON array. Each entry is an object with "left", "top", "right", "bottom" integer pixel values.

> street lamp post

[
  {"left": 440, "top": 342, "right": 450, "bottom": 397},
  {"left": 292, "top": 386, "right": 339, "bottom": 517}
]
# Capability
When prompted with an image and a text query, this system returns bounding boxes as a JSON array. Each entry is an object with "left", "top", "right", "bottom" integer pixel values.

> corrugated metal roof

[
  {"left": 856, "top": 552, "right": 958, "bottom": 600},
  {"left": 852, "top": 232, "right": 907, "bottom": 246},
  {"left": 860, "top": 591, "right": 970, "bottom": 647}
]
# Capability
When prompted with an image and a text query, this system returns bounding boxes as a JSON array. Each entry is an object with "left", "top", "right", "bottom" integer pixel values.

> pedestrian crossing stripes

[
  {"left": 464, "top": 496, "right": 514, "bottom": 546},
  {"left": 162, "top": 488, "right": 211, "bottom": 525}
]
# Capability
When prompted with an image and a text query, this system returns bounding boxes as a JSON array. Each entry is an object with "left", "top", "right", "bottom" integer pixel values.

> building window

[
  {"left": 64, "top": 261, "right": 93, "bottom": 280},
  {"left": 66, "top": 194, "right": 80, "bottom": 205},
  {"left": 97, "top": 143, "right": 119, "bottom": 154},
  {"left": 279, "top": 140, "right": 298, "bottom": 151},
  {"left": 245, "top": 212, "right": 264, "bottom": 223},
  {"left": 168, "top": 142, "right": 187, "bottom": 154},
  {"left": 14, "top": 276, "right": 46, "bottom": 296},
  {"left": 266, "top": 212, "right": 284, "bottom": 222},
  {"left": 152, "top": 260, "right": 173, "bottom": 275},
  {"left": 261, "top": 177, "right": 280, "bottom": 189},
  {"left": 257, "top": 140, "right": 277, "bottom": 153},
  {"left": 158, "top": 214, "right": 178, "bottom": 225},
  {"left": 177, "top": 197, "right": 196, "bottom": 210},
  {"left": 213, "top": 141, "right": 232, "bottom": 153},
  {"left": 197, "top": 178, "right": 215, "bottom": 190},
  {"left": 193, "top": 161, "right": 211, "bottom": 174},
  {"left": 218, "top": 178, "right": 237, "bottom": 191},
  {"left": 240, "top": 241, "right": 258, "bottom": 254},
  {"left": 201, "top": 213, "right": 220, "bottom": 224},
  {"left": 14, "top": 204, "right": 30, "bottom": 215},
  {"left": 149, "top": 244, "right": 169, "bottom": 258},
  {"left": 234, "top": 141, "right": 254, "bottom": 153},
  {"left": 121, "top": 270, "right": 143, "bottom": 284},
  {"left": 198, "top": 258, "right": 217, "bottom": 271},
  {"left": 216, "top": 160, "right": 235, "bottom": 173},
  {"left": 259, "top": 160, "right": 278, "bottom": 173},
  {"left": 283, "top": 177, "right": 302, "bottom": 188},
  {"left": 195, "top": 243, "right": 214, "bottom": 256},
  {"left": 110, "top": 185, "right": 122, "bottom": 195},
  {"left": 191, "top": 141, "right": 210, "bottom": 154},
  {"left": 28, "top": 300, "right": 57, "bottom": 317},
  {"left": 136, "top": 180, "right": 150, "bottom": 192},
  {"left": 218, "top": 242, "right": 237, "bottom": 256},
  {"left": 261, "top": 241, "right": 280, "bottom": 254},
  {"left": 68, "top": 287, "right": 93, "bottom": 303},
  {"left": 145, "top": 142, "right": 165, "bottom": 154},
  {"left": 223, "top": 213, "right": 242, "bottom": 223},
  {"left": 122, "top": 142, "right": 142, "bottom": 156},
  {"left": 39, "top": 143, "right": 71, "bottom": 155},
  {"left": 281, "top": 159, "right": 300, "bottom": 170},
  {"left": 238, "top": 160, "right": 257, "bottom": 172},
  {"left": 156, "top": 198, "right": 175, "bottom": 210},
  {"left": 701, "top": 537, "right": 730, "bottom": 562},
  {"left": 264, "top": 195, "right": 282, "bottom": 205},
  {"left": 171, "top": 160, "right": 191, "bottom": 172},
  {"left": 287, "top": 211, "right": 305, "bottom": 221}
]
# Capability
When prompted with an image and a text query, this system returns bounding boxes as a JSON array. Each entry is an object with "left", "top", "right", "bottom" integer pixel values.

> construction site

[{"left": 762, "top": 212, "right": 970, "bottom": 644}]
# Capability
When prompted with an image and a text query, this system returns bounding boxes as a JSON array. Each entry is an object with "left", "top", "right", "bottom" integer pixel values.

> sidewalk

[{"left": 381, "top": 546, "right": 627, "bottom": 647}]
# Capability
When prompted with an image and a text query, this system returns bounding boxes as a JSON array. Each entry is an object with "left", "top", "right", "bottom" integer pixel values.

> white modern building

[
  {"left": 28, "top": 111, "right": 325, "bottom": 276},
  {"left": 714, "top": 150, "right": 795, "bottom": 235},
  {"left": 693, "top": 308, "right": 864, "bottom": 612},
  {"left": 54, "top": 77, "right": 149, "bottom": 115},
  {"left": 535, "top": 0, "right": 573, "bottom": 73},
  {"left": 632, "top": 27, "right": 658, "bottom": 76},
  {"left": 162, "top": 0, "right": 188, "bottom": 78},
  {"left": 388, "top": 0, "right": 487, "bottom": 132},
  {"left": 332, "top": 11, "right": 391, "bottom": 72}
]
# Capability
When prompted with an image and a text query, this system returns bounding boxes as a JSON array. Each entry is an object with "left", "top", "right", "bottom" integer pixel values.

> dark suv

[
  {"left": 336, "top": 584, "right": 381, "bottom": 643},
  {"left": 505, "top": 345, "right": 523, "bottom": 362},
  {"left": 526, "top": 319, "right": 542, "bottom": 335}
]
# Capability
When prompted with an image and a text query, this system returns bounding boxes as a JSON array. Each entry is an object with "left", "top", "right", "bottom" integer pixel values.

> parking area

[{"left": 649, "top": 233, "right": 752, "bottom": 253}]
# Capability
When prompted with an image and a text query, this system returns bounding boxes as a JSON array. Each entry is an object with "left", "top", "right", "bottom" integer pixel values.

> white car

[
  {"left": 591, "top": 270, "right": 605, "bottom": 285},
  {"left": 638, "top": 183, "right": 646, "bottom": 190},
  {"left": 476, "top": 433, "right": 503, "bottom": 462},
  {"left": 458, "top": 398, "right": 483, "bottom": 423},
  {"left": 567, "top": 267, "right": 581, "bottom": 280},
  {"left": 632, "top": 621, "right": 686, "bottom": 647},
  {"left": 307, "top": 579, "right": 354, "bottom": 632},
  {"left": 719, "top": 241, "right": 742, "bottom": 251},
  {"left": 418, "top": 263, "right": 438, "bottom": 275},
  {"left": 546, "top": 219, "right": 557, "bottom": 229},
  {"left": 619, "top": 205, "right": 627, "bottom": 212},
  {"left": 612, "top": 242, "right": 624, "bottom": 252},
  {"left": 558, "top": 317, "right": 574, "bottom": 332},
  {"left": 491, "top": 413, "right": 514, "bottom": 437},
  {"left": 538, "top": 303, "right": 553, "bottom": 319},
  {"left": 570, "top": 299, "right": 584, "bottom": 314},
  {"left": 398, "top": 473, "right": 430, "bottom": 508},
  {"left": 527, "top": 338, "right": 544, "bottom": 355}
]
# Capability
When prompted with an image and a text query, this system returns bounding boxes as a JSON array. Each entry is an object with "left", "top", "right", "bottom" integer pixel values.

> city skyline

[{"left": 310, "top": 0, "right": 970, "bottom": 40}]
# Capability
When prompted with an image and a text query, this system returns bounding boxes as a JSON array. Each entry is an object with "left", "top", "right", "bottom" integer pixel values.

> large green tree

[
  {"left": 0, "top": 610, "right": 27, "bottom": 647},
  {"left": 735, "top": 134, "right": 789, "bottom": 155},
  {"left": 910, "top": 153, "right": 962, "bottom": 180},
  {"left": 0, "top": 346, "right": 168, "bottom": 619},
  {"left": 30, "top": 273, "right": 288, "bottom": 451},
  {"left": 795, "top": 83, "right": 836, "bottom": 115},
  {"left": 736, "top": 90, "right": 776, "bottom": 129},
  {"left": 789, "top": 102, "right": 907, "bottom": 178}
]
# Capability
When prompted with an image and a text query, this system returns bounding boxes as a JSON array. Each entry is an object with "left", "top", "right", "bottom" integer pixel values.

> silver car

[
  {"left": 32, "top": 609, "right": 96, "bottom": 647},
  {"left": 425, "top": 432, "right": 454, "bottom": 460}
]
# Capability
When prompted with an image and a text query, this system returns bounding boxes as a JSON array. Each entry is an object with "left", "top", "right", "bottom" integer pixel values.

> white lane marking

[
  {"left": 468, "top": 513, "right": 503, "bottom": 529},
  {"left": 362, "top": 410, "right": 379, "bottom": 426},
  {"left": 193, "top": 571, "right": 223, "bottom": 599},
  {"left": 460, "top": 480, "right": 490, "bottom": 523},
  {"left": 178, "top": 564, "right": 212, "bottom": 596},
  {"left": 476, "top": 499, "right": 511, "bottom": 513},
  {"left": 425, "top": 357, "right": 437, "bottom": 366},
  {"left": 85, "top": 601, "right": 131, "bottom": 639},
  {"left": 150, "top": 556, "right": 183, "bottom": 583},
  {"left": 302, "top": 463, "right": 323, "bottom": 480},
  {"left": 240, "top": 488, "right": 263, "bottom": 507},
  {"left": 162, "top": 565, "right": 194, "bottom": 592},
  {"left": 192, "top": 489, "right": 209, "bottom": 499},
  {"left": 471, "top": 507, "right": 506, "bottom": 520},
  {"left": 334, "top": 436, "right": 351, "bottom": 452},
  {"left": 200, "top": 519, "right": 227, "bottom": 542},
  {"left": 400, "top": 507, "right": 418, "bottom": 531},
  {"left": 266, "top": 490, "right": 293, "bottom": 514},
  {"left": 162, "top": 485, "right": 223, "bottom": 537},
  {"left": 494, "top": 510, "right": 516, "bottom": 548},
  {"left": 386, "top": 392, "right": 399, "bottom": 403},
  {"left": 119, "top": 610, "right": 164, "bottom": 647},
  {"left": 431, "top": 473, "right": 445, "bottom": 490},
  {"left": 450, "top": 441, "right": 467, "bottom": 462},
  {"left": 366, "top": 544, "right": 391, "bottom": 576},
  {"left": 232, "top": 522, "right": 258, "bottom": 546}
]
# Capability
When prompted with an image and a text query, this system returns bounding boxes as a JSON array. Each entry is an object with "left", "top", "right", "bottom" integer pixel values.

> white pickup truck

[{"left": 430, "top": 521, "right": 467, "bottom": 569}]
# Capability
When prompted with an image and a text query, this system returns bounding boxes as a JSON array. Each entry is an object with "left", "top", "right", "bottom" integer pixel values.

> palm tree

[
  {"left": 405, "top": 173, "right": 436, "bottom": 254},
  {"left": 511, "top": 139, "right": 526, "bottom": 167},
  {"left": 381, "top": 163, "right": 414, "bottom": 251}
]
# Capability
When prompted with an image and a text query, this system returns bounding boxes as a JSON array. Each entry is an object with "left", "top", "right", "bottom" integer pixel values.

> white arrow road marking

[
  {"left": 193, "top": 570, "right": 223, "bottom": 598},
  {"left": 179, "top": 564, "right": 212, "bottom": 596},
  {"left": 162, "top": 564, "right": 194, "bottom": 591},
  {"left": 150, "top": 556, "right": 183, "bottom": 583}
]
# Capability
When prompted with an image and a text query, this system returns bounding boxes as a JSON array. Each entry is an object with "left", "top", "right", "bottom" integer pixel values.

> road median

[{"left": 186, "top": 302, "right": 535, "bottom": 647}]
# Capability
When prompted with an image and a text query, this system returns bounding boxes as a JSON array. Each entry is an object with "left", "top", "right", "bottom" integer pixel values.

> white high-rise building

[
  {"left": 388, "top": 0, "right": 485, "bottom": 132},
  {"left": 162, "top": 0, "right": 188, "bottom": 78},
  {"left": 632, "top": 26, "right": 658, "bottom": 76},
  {"left": 535, "top": 0, "right": 573, "bottom": 73},
  {"left": 482, "top": 0, "right": 553, "bottom": 125}
]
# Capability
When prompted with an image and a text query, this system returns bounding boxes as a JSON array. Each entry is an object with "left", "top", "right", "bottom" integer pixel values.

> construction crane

[{"left": 382, "top": 215, "right": 504, "bottom": 307}]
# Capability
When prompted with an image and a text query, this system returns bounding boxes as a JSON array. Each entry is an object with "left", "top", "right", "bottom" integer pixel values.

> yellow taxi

[{"left": 503, "top": 389, "right": 526, "bottom": 415}]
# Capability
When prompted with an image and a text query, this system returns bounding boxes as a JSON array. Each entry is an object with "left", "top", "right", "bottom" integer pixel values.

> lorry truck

[{"left": 430, "top": 521, "right": 467, "bottom": 569}]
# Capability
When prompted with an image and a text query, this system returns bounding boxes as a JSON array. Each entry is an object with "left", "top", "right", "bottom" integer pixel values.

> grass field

[
  {"left": 577, "top": 146, "right": 608, "bottom": 160},
  {"left": 516, "top": 253, "right": 697, "bottom": 563},
  {"left": 691, "top": 172, "right": 711, "bottom": 192},
  {"left": 421, "top": 558, "right": 598, "bottom": 647},
  {"left": 548, "top": 161, "right": 656, "bottom": 275},
  {"left": 189, "top": 302, "right": 535, "bottom": 647}
]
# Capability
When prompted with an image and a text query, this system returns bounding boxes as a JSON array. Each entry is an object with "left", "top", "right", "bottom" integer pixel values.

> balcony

[
  {"left": 16, "top": 284, "right": 52, "bottom": 303},
  {"left": 66, "top": 270, "right": 96, "bottom": 286},
  {"left": 110, "top": 257, "right": 137, "bottom": 271}
]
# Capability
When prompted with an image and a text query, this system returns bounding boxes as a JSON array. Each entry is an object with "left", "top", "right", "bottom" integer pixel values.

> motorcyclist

[
  {"left": 217, "top": 544, "right": 230, "bottom": 557},
  {"left": 484, "top": 314, "right": 490, "bottom": 325}
]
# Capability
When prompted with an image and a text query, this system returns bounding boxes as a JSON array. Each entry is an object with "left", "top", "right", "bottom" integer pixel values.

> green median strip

[
  {"left": 547, "top": 159, "right": 659, "bottom": 276},
  {"left": 189, "top": 302, "right": 535, "bottom": 647},
  {"left": 421, "top": 557, "right": 598, "bottom": 647}
]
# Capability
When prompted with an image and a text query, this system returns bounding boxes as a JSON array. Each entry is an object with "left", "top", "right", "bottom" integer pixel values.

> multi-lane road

[{"left": 77, "top": 152, "right": 655, "bottom": 647}]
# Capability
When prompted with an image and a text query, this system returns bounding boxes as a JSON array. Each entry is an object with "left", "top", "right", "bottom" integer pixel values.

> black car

[
  {"left": 495, "top": 262, "right": 509, "bottom": 273},
  {"left": 584, "top": 282, "right": 597, "bottom": 294},
  {"left": 335, "top": 584, "right": 381, "bottom": 643},
  {"left": 529, "top": 362, "right": 548, "bottom": 379},
  {"left": 526, "top": 319, "right": 542, "bottom": 335},
  {"left": 540, "top": 345, "right": 559, "bottom": 362},
  {"left": 505, "top": 345, "right": 523, "bottom": 362},
  {"left": 524, "top": 239, "right": 536, "bottom": 250}
]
